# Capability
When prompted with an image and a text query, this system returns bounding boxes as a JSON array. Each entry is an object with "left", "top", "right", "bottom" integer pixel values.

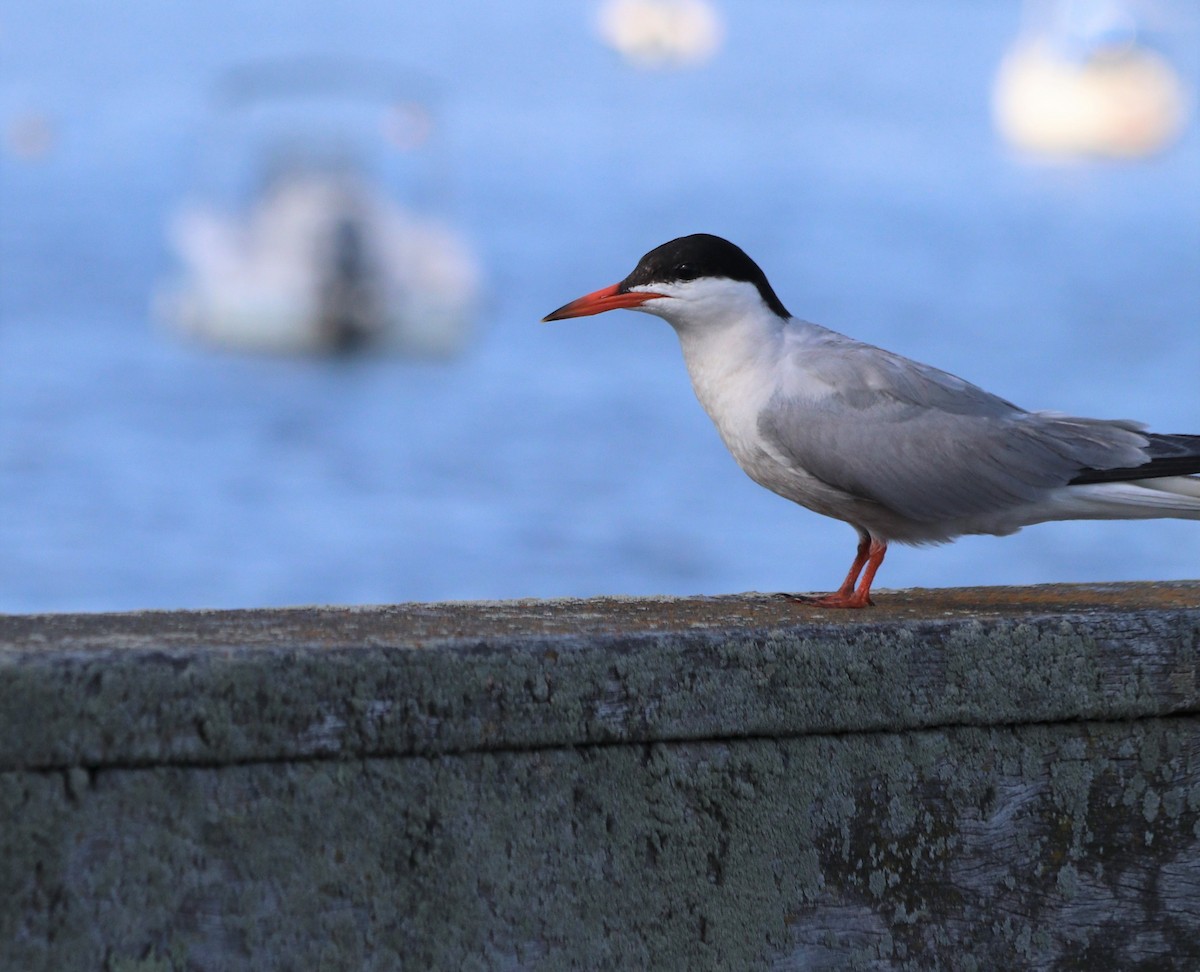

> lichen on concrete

[
  {"left": 3, "top": 718, "right": 1198, "bottom": 970},
  {"left": 2, "top": 584, "right": 1199, "bottom": 968},
  {"left": 6, "top": 585, "right": 1200, "bottom": 773}
]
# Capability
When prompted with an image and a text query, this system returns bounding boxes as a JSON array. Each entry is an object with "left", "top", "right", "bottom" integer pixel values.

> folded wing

[{"left": 759, "top": 338, "right": 1162, "bottom": 524}]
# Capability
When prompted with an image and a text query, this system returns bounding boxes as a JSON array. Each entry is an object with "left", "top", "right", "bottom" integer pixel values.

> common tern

[{"left": 544, "top": 233, "right": 1200, "bottom": 608}]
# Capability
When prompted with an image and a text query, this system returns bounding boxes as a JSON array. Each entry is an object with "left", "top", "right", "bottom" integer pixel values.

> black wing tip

[{"left": 1070, "top": 432, "right": 1200, "bottom": 485}]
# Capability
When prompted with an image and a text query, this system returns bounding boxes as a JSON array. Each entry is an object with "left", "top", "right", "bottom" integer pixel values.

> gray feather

[
  {"left": 1070, "top": 432, "right": 1200, "bottom": 483},
  {"left": 759, "top": 341, "right": 1151, "bottom": 524}
]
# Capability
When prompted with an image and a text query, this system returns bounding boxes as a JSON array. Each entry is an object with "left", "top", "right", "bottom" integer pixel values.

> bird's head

[{"left": 542, "top": 233, "right": 790, "bottom": 330}]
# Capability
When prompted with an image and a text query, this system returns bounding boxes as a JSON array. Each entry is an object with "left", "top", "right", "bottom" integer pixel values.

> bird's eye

[{"left": 675, "top": 263, "right": 699, "bottom": 281}]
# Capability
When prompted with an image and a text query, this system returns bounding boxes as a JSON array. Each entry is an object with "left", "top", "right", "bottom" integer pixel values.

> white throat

[{"left": 636, "top": 277, "right": 787, "bottom": 457}]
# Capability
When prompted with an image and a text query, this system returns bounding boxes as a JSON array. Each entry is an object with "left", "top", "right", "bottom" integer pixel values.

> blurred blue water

[{"left": 1, "top": 1, "right": 1198, "bottom": 612}]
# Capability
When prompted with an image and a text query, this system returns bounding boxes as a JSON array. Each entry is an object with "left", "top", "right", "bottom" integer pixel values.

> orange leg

[
  {"left": 829, "top": 534, "right": 871, "bottom": 598},
  {"left": 813, "top": 537, "right": 887, "bottom": 609}
]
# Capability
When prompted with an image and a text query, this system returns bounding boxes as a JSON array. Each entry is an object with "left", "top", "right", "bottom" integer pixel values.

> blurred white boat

[
  {"left": 595, "top": 0, "right": 724, "bottom": 69},
  {"left": 992, "top": 0, "right": 1188, "bottom": 159},
  {"left": 156, "top": 58, "right": 480, "bottom": 357},
  {"left": 160, "top": 166, "right": 479, "bottom": 356}
]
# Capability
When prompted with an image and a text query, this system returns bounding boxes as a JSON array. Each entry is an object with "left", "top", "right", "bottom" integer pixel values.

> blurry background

[{"left": 1, "top": 0, "right": 1197, "bottom": 612}]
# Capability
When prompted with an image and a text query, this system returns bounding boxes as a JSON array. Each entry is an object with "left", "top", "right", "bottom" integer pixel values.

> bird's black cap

[{"left": 618, "top": 233, "right": 791, "bottom": 319}]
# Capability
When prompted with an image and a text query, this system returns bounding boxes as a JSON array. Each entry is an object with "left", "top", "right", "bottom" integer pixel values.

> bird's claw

[{"left": 773, "top": 591, "right": 874, "bottom": 609}]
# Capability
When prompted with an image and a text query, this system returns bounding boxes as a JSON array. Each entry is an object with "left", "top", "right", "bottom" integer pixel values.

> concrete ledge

[
  {"left": 3, "top": 582, "right": 1200, "bottom": 968},
  {"left": 4, "top": 582, "right": 1200, "bottom": 772}
]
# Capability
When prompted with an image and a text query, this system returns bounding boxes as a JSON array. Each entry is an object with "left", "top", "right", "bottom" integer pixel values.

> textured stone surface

[
  {"left": 2, "top": 583, "right": 1200, "bottom": 969},
  {"left": 3, "top": 582, "right": 1199, "bottom": 771}
]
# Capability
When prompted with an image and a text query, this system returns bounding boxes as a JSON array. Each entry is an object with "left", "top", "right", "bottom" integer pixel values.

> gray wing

[{"left": 760, "top": 340, "right": 1151, "bottom": 524}]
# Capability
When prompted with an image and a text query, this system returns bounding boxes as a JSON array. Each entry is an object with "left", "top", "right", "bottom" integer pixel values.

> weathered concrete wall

[{"left": 2, "top": 582, "right": 1199, "bottom": 970}]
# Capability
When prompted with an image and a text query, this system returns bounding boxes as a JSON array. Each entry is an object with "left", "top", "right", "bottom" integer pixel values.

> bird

[{"left": 543, "top": 233, "right": 1200, "bottom": 608}]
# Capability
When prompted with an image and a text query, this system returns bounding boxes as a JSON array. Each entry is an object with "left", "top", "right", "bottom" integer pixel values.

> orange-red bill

[{"left": 542, "top": 283, "right": 665, "bottom": 321}]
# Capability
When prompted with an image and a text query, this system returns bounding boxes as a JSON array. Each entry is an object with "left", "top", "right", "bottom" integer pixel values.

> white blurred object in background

[
  {"left": 160, "top": 166, "right": 479, "bottom": 356},
  {"left": 155, "top": 58, "right": 480, "bottom": 357},
  {"left": 595, "top": 0, "right": 724, "bottom": 69},
  {"left": 992, "top": 0, "right": 1189, "bottom": 159}
]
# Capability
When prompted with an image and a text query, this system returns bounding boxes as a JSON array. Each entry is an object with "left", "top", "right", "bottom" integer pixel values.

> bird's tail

[
  {"left": 1065, "top": 477, "right": 1200, "bottom": 519},
  {"left": 1133, "top": 475, "right": 1200, "bottom": 502}
]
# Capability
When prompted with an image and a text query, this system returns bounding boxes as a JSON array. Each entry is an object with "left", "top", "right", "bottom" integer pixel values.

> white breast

[
  {"left": 670, "top": 307, "right": 877, "bottom": 525},
  {"left": 673, "top": 308, "right": 773, "bottom": 451}
]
